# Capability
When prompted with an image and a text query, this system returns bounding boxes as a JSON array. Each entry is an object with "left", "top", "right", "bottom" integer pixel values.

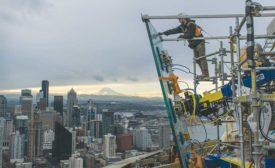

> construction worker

[{"left": 159, "top": 14, "right": 209, "bottom": 78}]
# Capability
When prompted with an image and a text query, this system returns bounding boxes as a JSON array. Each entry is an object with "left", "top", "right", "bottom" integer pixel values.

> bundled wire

[{"left": 258, "top": 107, "right": 275, "bottom": 143}]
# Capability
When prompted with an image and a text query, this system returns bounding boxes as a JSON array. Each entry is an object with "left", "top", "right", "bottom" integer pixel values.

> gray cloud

[
  {"left": 93, "top": 76, "right": 105, "bottom": 82},
  {"left": 0, "top": 0, "right": 273, "bottom": 90},
  {"left": 126, "top": 77, "right": 139, "bottom": 82}
]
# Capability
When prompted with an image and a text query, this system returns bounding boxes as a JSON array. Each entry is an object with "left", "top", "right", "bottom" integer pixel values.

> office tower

[
  {"left": 3, "top": 119, "right": 13, "bottom": 148},
  {"left": 134, "top": 127, "right": 152, "bottom": 151},
  {"left": 40, "top": 109, "right": 57, "bottom": 130},
  {"left": 158, "top": 123, "right": 171, "bottom": 149},
  {"left": 116, "top": 134, "right": 133, "bottom": 152},
  {"left": 15, "top": 115, "right": 29, "bottom": 156},
  {"left": 0, "top": 95, "right": 7, "bottom": 118},
  {"left": 90, "top": 120, "right": 103, "bottom": 139},
  {"left": 42, "top": 80, "right": 49, "bottom": 107},
  {"left": 67, "top": 89, "right": 78, "bottom": 127},
  {"left": 103, "top": 134, "right": 116, "bottom": 158},
  {"left": 102, "top": 110, "right": 114, "bottom": 136},
  {"left": 28, "top": 113, "right": 43, "bottom": 160},
  {"left": 72, "top": 105, "right": 80, "bottom": 128},
  {"left": 10, "top": 131, "right": 24, "bottom": 159},
  {"left": 36, "top": 90, "right": 46, "bottom": 110},
  {"left": 52, "top": 122, "right": 72, "bottom": 162},
  {"left": 69, "top": 153, "right": 83, "bottom": 168},
  {"left": 0, "top": 118, "right": 5, "bottom": 168},
  {"left": 54, "top": 96, "right": 63, "bottom": 115},
  {"left": 43, "top": 129, "right": 55, "bottom": 150},
  {"left": 20, "top": 89, "right": 33, "bottom": 118},
  {"left": 21, "top": 89, "right": 32, "bottom": 97}
]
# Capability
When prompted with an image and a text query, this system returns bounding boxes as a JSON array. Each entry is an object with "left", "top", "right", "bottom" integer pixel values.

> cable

[
  {"left": 172, "top": 64, "right": 192, "bottom": 72},
  {"left": 258, "top": 108, "right": 275, "bottom": 143},
  {"left": 178, "top": 80, "right": 190, "bottom": 89}
]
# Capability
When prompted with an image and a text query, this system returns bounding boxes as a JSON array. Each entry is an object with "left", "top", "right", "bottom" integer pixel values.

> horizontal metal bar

[
  {"left": 195, "top": 51, "right": 219, "bottom": 61},
  {"left": 260, "top": 52, "right": 275, "bottom": 56},
  {"left": 242, "top": 66, "right": 275, "bottom": 71},
  {"left": 142, "top": 13, "right": 275, "bottom": 20},
  {"left": 161, "top": 34, "right": 275, "bottom": 41},
  {"left": 263, "top": 6, "right": 275, "bottom": 11},
  {"left": 220, "top": 142, "right": 240, "bottom": 149}
]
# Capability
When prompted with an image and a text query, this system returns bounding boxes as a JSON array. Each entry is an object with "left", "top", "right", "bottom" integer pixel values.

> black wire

[
  {"left": 172, "top": 64, "right": 192, "bottom": 73},
  {"left": 259, "top": 107, "right": 275, "bottom": 143}
]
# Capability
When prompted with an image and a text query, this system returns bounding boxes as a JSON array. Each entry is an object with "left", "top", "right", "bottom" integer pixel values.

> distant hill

[
  {"left": 2, "top": 93, "right": 163, "bottom": 106},
  {"left": 96, "top": 87, "right": 124, "bottom": 96}
]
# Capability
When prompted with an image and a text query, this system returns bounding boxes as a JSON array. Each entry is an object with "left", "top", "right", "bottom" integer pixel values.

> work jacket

[{"left": 163, "top": 21, "right": 204, "bottom": 49}]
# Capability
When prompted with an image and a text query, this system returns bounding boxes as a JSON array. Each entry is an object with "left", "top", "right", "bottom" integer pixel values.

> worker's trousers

[{"left": 193, "top": 42, "right": 209, "bottom": 77}]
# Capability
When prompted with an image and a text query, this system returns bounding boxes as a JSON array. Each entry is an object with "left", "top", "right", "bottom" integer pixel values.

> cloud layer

[{"left": 0, "top": 0, "right": 273, "bottom": 92}]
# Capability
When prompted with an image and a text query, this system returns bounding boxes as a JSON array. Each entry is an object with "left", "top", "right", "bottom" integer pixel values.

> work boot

[{"left": 197, "top": 60, "right": 209, "bottom": 79}]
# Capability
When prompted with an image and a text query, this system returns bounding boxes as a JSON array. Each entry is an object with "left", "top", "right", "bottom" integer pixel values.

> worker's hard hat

[{"left": 178, "top": 12, "right": 189, "bottom": 19}]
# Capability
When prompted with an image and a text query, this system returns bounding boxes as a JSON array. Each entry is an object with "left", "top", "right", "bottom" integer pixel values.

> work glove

[{"left": 158, "top": 32, "right": 164, "bottom": 36}]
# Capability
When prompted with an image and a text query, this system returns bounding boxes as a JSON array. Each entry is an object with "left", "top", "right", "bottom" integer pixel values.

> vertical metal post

[
  {"left": 229, "top": 26, "right": 236, "bottom": 98},
  {"left": 215, "top": 59, "right": 220, "bottom": 153},
  {"left": 235, "top": 17, "right": 246, "bottom": 168},
  {"left": 245, "top": 1, "right": 261, "bottom": 168},
  {"left": 220, "top": 41, "right": 225, "bottom": 85},
  {"left": 193, "top": 57, "right": 197, "bottom": 92}
]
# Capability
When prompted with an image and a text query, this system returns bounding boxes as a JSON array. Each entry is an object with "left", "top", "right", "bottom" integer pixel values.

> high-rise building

[
  {"left": 54, "top": 96, "right": 63, "bottom": 115},
  {"left": 0, "top": 117, "right": 5, "bottom": 168},
  {"left": 90, "top": 120, "right": 103, "bottom": 139},
  {"left": 0, "top": 96, "right": 7, "bottom": 118},
  {"left": 116, "top": 134, "right": 133, "bottom": 152},
  {"left": 102, "top": 110, "right": 114, "bottom": 136},
  {"left": 158, "top": 123, "right": 171, "bottom": 149},
  {"left": 28, "top": 113, "right": 43, "bottom": 160},
  {"left": 20, "top": 90, "right": 33, "bottom": 118},
  {"left": 42, "top": 80, "right": 49, "bottom": 107},
  {"left": 52, "top": 122, "right": 72, "bottom": 162},
  {"left": 134, "top": 127, "right": 152, "bottom": 151},
  {"left": 69, "top": 153, "right": 83, "bottom": 168},
  {"left": 72, "top": 105, "right": 80, "bottom": 128},
  {"left": 3, "top": 119, "right": 13, "bottom": 148},
  {"left": 67, "top": 89, "right": 78, "bottom": 127},
  {"left": 36, "top": 90, "right": 47, "bottom": 110},
  {"left": 10, "top": 131, "right": 24, "bottom": 159},
  {"left": 103, "top": 134, "right": 117, "bottom": 158},
  {"left": 43, "top": 129, "right": 55, "bottom": 150},
  {"left": 40, "top": 109, "right": 58, "bottom": 130},
  {"left": 15, "top": 115, "right": 29, "bottom": 156}
]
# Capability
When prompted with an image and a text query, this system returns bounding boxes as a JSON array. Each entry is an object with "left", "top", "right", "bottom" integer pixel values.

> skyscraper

[
  {"left": 158, "top": 123, "right": 171, "bottom": 149},
  {"left": 15, "top": 115, "right": 29, "bottom": 156},
  {"left": 72, "top": 105, "right": 80, "bottom": 128},
  {"left": 10, "top": 131, "right": 24, "bottom": 159},
  {"left": 103, "top": 134, "right": 117, "bottom": 158},
  {"left": 102, "top": 110, "right": 114, "bottom": 136},
  {"left": 67, "top": 89, "right": 78, "bottom": 127},
  {"left": 0, "top": 96, "right": 7, "bottom": 118},
  {"left": 42, "top": 80, "right": 49, "bottom": 107},
  {"left": 52, "top": 122, "right": 72, "bottom": 162},
  {"left": 20, "top": 89, "right": 33, "bottom": 118},
  {"left": 134, "top": 127, "right": 152, "bottom": 151},
  {"left": 0, "top": 118, "right": 5, "bottom": 168},
  {"left": 28, "top": 113, "right": 43, "bottom": 160},
  {"left": 54, "top": 96, "right": 63, "bottom": 114}
]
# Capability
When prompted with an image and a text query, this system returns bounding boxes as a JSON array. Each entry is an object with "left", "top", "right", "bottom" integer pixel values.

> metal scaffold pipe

[
  {"left": 141, "top": 13, "right": 275, "bottom": 20},
  {"left": 161, "top": 34, "right": 275, "bottom": 41},
  {"left": 235, "top": 16, "right": 246, "bottom": 168}
]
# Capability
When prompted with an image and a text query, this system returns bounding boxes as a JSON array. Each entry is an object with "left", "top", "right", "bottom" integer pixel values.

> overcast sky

[{"left": 0, "top": 0, "right": 274, "bottom": 96}]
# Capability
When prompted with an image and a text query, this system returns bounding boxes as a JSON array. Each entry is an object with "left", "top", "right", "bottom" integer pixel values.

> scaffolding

[{"left": 142, "top": 1, "right": 275, "bottom": 168}]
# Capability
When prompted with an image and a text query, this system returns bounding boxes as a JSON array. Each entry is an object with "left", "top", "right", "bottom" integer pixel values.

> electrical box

[{"left": 267, "top": 18, "right": 275, "bottom": 35}]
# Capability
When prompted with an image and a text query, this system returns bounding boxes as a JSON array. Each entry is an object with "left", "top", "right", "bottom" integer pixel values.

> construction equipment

[{"left": 142, "top": 1, "right": 275, "bottom": 167}]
